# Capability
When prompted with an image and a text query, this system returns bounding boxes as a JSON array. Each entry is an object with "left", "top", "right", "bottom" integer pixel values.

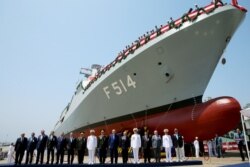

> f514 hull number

[{"left": 103, "top": 75, "right": 136, "bottom": 99}]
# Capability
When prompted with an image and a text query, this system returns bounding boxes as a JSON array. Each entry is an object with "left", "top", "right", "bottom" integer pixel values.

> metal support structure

[{"left": 241, "top": 114, "right": 250, "bottom": 163}]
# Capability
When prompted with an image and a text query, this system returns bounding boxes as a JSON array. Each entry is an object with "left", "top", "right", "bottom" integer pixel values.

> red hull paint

[{"left": 75, "top": 96, "right": 240, "bottom": 142}]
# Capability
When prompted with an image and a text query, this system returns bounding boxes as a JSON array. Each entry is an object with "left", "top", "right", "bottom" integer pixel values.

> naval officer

[
  {"left": 162, "top": 129, "right": 173, "bottom": 162},
  {"left": 87, "top": 129, "right": 97, "bottom": 164},
  {"left": 131, "top": 128, "right": 141, "bottom": 164},
  {"left": 193, "top": 136, "right": 200, "bottom": 158}
]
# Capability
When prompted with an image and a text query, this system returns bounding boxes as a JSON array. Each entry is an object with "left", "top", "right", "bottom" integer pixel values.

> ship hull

[
  {"left": 72, "top": 96, "right": 241, "bottom": 142},
  {"left": 54, "top": 5, "right": 246, "bottom": 141}
]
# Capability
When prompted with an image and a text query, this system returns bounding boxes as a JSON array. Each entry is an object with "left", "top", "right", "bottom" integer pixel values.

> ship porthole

[
  {"left": 226, "top": 36, "right": 231, "bottom": 43},
  {"left": 133, "top": 73, "right": 137, "bottom": 76},
  {"left": 158, "top": 62, "right": 162, "bottom": 66},
  {"left": 221, "top": 58, "right": 226, "bottom": 65},
  {"left": 165, "top": 73, "right": 170, "bottom": 77}
]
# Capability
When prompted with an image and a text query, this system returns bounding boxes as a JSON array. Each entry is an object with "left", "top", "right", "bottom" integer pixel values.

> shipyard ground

[{"left": 0, "top": 151, "right": 249, "bottom": 167}]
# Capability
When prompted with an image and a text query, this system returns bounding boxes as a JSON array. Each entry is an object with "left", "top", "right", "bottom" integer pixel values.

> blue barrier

[{"left": 0, "top": 161, "right": 202, "bottom": 167}]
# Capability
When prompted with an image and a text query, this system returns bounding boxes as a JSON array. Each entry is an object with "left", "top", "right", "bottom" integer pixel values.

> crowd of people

[
  {"left": 7, "top": 127, "right": 249, "bottom": 165},
  {"left": 192, "top": 129, "right": 249, "bottom": 161}
]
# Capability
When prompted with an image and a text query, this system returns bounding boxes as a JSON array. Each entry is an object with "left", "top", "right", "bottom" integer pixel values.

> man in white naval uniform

[
  {"left": 130, "top": 128, "right": 141, "bottom": 164},
  {"left": 180, "top": 136, "right": 186, "bottom": 161},
  {"left": 193, "top": 137, "right": 200, "bottom": 158},
  {"left": 87, "top": 129, "right": 97, "bottom": 164},
  {"left": 162, "top": 129, "right": 173, "bottom": 162}
]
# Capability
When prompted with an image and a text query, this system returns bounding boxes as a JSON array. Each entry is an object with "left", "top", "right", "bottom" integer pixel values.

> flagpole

[{"left": 241, "top": 114, "right": 250, "bottom": 163}]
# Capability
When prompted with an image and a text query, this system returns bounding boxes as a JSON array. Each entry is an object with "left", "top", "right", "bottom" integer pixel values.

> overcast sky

[{"left": 0, "top": 0, "right": 249, "bottom": 142}]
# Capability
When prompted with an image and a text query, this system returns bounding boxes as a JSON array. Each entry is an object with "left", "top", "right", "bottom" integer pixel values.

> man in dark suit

[
  {"left": 76, "top": 131, "right": 87, "bottom": 164},
  {"left": 56, "top": 132, "right": 67, "bottom": 164},
  {"left": 36, "top": 130, "right": 48, "bottom": 164},
  {"left": 46, "top": 131, "right": 57, "bottom": 164},
  {"left": 234, "top": 129, "right": 248, "bottom": 161},
  {"left": 142, "top": 131, "right": 151, "bottom": 163},
  {"left": 120, "top": 130, "right": 130, "bottom": 164},
  {"left": 215, "top": 133, "right": 223, "bottom": 158},
  {"left": 97, "top": 129, "right": 108, "bottom": 164},
  {"left": 172, "top": 128, "right": 183, "bottom": 162},
  {"left": 152, "top": 130, "right": 162, "bottom": 163},
  {"left": 25, "top": 132, "right": 37, "bottom": 164},
  {"left": 67, "top": 132, "right": 76, "bottom": 164},
  {"left": 15, "top": 133, "right": 28, "bottom": 165},
  {"left": 108, "top": 129, "right": 119, "bottom": 164}
]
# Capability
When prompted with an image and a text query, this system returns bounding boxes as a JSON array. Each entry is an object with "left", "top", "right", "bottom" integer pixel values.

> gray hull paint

[{"left": 54, "top": 5, "right": 245, "bottom": 135}]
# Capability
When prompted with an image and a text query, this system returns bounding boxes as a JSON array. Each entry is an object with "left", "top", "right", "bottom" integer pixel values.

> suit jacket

[
  {"left": 215, "top": 136, "right": 222, "bottom": 147},
  {"left": 142, "top": 135, "right": 151, "bottom": 149},
  {"left": 56, "top": 136, "right": 67, "bottom": 152},
  {"left": 97, "top": 135, "right": 108, "bottom": 150},
  {"left": 172, "top": 133, "right": 183, "bottom": 148},
  {"left": 47, "top": 135, "right": 57, "bottom": 149},
  {"left": 67, "top": 138, "right": 77, "bottom": 150},
  {"left": 15, "top": 137, "right": 28, "bottom": 152},
  {"left": 152, "top": 135, "right": 161, "bottom": 148},
  {"left": 108, "top": 134, "right": 119, "bottom": 149},
  {"left": 234, "top": 132, "right": 244, "bottom": 145},
  {"left": 76, "top": 137, "right": 87, "bottom": 151},
  {"left": 120, "top": 135, "right": 130, "bottom": 149},
  {"left": 26, "top": 137, "right": 38, "bottom": 151},
  {"left": 37, "top": 135, "right": 48, "bottom": 151}
]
